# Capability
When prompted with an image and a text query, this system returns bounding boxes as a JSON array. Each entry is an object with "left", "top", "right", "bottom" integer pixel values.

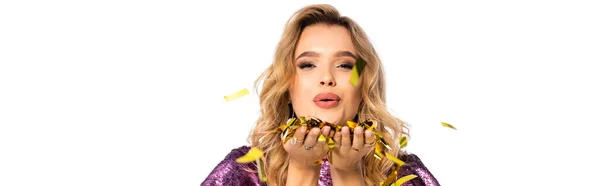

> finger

[
  {"left": 333, "top": 131, "right": 342, "bottom": 147},
  {"left": 364, "top": 129, "right": 375, "bottom": 148},
  {"left": 341, "top": 126, "right": 351, "bottom": 151},
  {"left": 352, "top": 126, "right": 364, "bottom": 150},
  {"left": 303, "top": 128, "right": 321, "bottom": 149},
  {"left": 289, "top": 126, "right": 307, "bottom": 147},
  {"left": 321, "top": 126, "right": 331, "bottom": 137}
]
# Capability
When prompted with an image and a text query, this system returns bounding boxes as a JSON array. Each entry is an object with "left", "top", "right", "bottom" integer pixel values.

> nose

[
  {"left": 320, "top": 81, "right": 336, "bottom": 86},
  {"left": 320, "top": 72, "right": 336, "bottom": 87}
]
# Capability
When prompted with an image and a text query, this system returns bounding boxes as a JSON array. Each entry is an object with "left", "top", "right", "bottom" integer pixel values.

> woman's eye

[
  {"left": 338, "top": 62, "right": 354, "bottom": 70},
  {"left": 298, "top": 62, "right": 316, "bottom": 69}
]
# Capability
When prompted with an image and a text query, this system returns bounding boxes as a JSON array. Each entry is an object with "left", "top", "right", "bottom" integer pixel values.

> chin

[{"left": 315, "top": 114, "right": 344, "bottom": 125}]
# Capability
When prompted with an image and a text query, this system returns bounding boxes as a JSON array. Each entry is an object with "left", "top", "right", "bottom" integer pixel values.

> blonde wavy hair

[{"left": 248, "top": 4, "right": 409, "bottom": 186}]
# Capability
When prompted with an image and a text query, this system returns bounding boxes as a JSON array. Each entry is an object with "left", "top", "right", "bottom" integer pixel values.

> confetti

[
  {"left": 224, "top": 88, "right": 249, "bottom": 102},
  {"left": 381, "top": 164, "right": 402, "bottom": 186},
  {"left": 277, "top": 117, "right": 395, "bottom": 165},
  {"left": 235, "top": 147, "right": 264, "bottom": 163},
  {"left": 374, "top": 141, "right": 384, "bottom": 160},
  {"left": 350, "top": 57, "right": 367, "bottom": 86},
  {"left": 256, "top": 158, "right": 267, "bottom": 182},
  {"left": 346, "top": 120, "right": 357, "bottom": 129},
  {"left": 327, "top": 137, "right": 335, "bottom": 149},
  {"left": 275, "top": 116, "right": 408, "bottom": 184},
  {"left": 393, "top": 174, "right": 418, "bottom": 186},
  {"left": 441, "top": 121, "right": 457, "bottom": 130},
  {"left": 385, "top": 153, "right": 405, "bottom": 167},
  {"left": 399, "top": 136, "right": 408, "bottom": 149},
  {"left": 318, "top": 133, "right": 326, "bottom": 142}
]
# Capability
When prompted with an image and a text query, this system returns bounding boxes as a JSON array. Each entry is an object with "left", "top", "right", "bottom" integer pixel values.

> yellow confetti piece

[
  {"left": 385, "top": 153, "right": 405, "bottom": 167},
  {"left": 224, "top": 88, "right": 249, "bottom": 102},
  {"left": 381, "top": 165, "right": 399, "bottom": 186},
  {"left": 374, "top": 142, "right": 384, "bottom": 160},
  {"left": 346, "top": 120, "right": 357, "bottom": 129},
  {"left": 327, "top": 137, "right": 335, "bottom": 148},
  {"left": 235, "top": 147, "right": 264, "bottom": 163},
  {"left": 318, "top": 133, "right": 326, "bottom": 142},
  {"left": 350, "top": 67, "right": 359, "bottom": 86},
  {"left": 399, "top": 136, "right": 408, "bottom": 149},
  {"left": 349, "top": 57, "right": 367, "bottom": 87},
  {"left": 441, "top": 121, "right": 457, "bottom": 130},
  {"left": 393, "top": 174, "right": 418, "bottom": 186},
  {"left": 256, "top": 158, "right": 267, "bottom": 182},
  {"left": 313, "top": 159, "right": 322, "bottom": 165}
]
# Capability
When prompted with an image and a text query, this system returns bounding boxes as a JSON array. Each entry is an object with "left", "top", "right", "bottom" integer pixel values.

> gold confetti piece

[
  {"left": 328, "top": 150, "right": 334, "bottom": 165},
  {"left": 381, "top": 165, "right": 399, "bottom": 186},
  {"left": 346, "top": 120, "right": 357, "bottom": 129},
  {"left": 256, "top": 158, "right": 267, "bottom": 182},
  {"left": 374, "top": 142, "right": 384, "bottom": 160},
  {"left": 399, "top": 136, "right": 408, "bottom": 149},
  {"left": 299, "top": 117, "right": 307, "bottom": 126},
  {"left": 350, "top": 67, "right": 359, "bottom": 87},
  {"left": 313, "top": 159, "right": 322, "bottom": 165},
  {"left": 441, "top": 121, "right": 457, "bottom": 130},
  {"left": 378, "top": 137, "right": 392, "bottom": 150},
  {"left": 393, "top": 174, "right": 418, "bottom": 186},
  {"left": 235, "top": 147, "right": 264, "bottom": 163},
  {"left": 318, "top": 133, "right": 326, "bottom": 142},
  {"left": 349, "top": 57, "right": 367, "bottom": 86},
  {"left": 280, "top": 127, "right": 290, "bottom": 141},
  {"left": 327, "top": 137, "right": 335, "bottom": 149},
  {"left": 385, "top": 153, "right": 405, "bottom": 167},
  {"left": 224, "top": 88, "right": 249, "bottom": 102}
]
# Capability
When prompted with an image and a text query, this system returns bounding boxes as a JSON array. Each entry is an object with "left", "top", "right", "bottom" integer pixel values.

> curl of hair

[{"left": 247, "top": 4, "right": 409, "bottom": 186}]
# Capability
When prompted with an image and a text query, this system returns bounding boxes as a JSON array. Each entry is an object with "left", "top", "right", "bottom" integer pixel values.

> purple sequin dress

[{"left": 201, "top": 146, "right": 440, "bottom": 186}]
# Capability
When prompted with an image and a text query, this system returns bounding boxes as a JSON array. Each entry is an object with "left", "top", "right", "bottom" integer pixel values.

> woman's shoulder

[
  {"left": 201, "top": 145, "right": 260, "bottom": 186},
  {"left": 397, "top": 153, "right": 441, "bottom": 186},
  {"left": 223, "top": 145, "right": 253, "bottom": 160}
]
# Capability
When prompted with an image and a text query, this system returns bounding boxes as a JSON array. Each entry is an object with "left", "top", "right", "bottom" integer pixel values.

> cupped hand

[
  {"left": 331, "top": 126, "right": 376, "bottom": 171},
  {"left": 284, "top": 125, "right": 333, "bottom": 166}
]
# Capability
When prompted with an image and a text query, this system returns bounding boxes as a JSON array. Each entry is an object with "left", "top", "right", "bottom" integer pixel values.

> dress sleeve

[
  {"left": 397, "top": 154, "right": 441, "bottom": 186},
  {"left": 200, "top": 146, "right": 262, "bottom": 186}
]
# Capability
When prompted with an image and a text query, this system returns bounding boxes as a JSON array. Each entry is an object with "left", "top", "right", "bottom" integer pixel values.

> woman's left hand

[{"left": 330, "top": 126, "right": 376, "bottom": 171}]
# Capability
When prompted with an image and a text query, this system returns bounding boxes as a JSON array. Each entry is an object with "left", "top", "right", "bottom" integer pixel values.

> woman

[{"left": 202, "top": 4, "right": 439, "bottom": 186}]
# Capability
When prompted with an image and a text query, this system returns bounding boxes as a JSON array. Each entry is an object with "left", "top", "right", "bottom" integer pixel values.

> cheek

[{"left": 290, "top": 75, "right": 314, "bottom": 101}]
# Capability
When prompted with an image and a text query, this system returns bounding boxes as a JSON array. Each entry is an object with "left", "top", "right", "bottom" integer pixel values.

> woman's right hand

[{"left": 283, "top": 125, "right": 332, "bottom": 166}]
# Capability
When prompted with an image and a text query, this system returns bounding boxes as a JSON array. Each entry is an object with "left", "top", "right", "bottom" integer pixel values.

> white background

[{"left": 1, "top": 1, "right": 599, "bottom": 185}]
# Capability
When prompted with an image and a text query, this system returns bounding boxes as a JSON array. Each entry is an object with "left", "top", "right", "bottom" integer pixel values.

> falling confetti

[
  {"left": 385, "top": 153, "right": 405, "bottom": 167},
  {"left": 441, "top": 121, "right": 457, "bottom": 130},
  {"left": 255, "top": 157, "right": 267, "bottom": 182},
  {"left": 235, "top": 147, "right": 263, "bottom": 163},
  {"left": 224, "top": 88, "right": 249, "bottom": 102},
  {"left": 393, "top": 174, "right": 418, "bottom": 186},
  {"left": 350, "top": 57, "right": 367, "bottom": 86},
  {"left": 381, "top": 164, "right": 402, "bottom": 186},
  {"left": 399, "top": 136, "right": 408, "bottom": 149}
]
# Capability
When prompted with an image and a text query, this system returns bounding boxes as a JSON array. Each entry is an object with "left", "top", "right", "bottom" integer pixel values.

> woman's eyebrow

[
  {"left": 295, "top": 51, "right": 319, "bottom": 61},
  {"left": 294, "top": 50, "right": 356, "bottom": 61},
  {"left": 334, "top": 51, "right": 356, "bottom": 59}
]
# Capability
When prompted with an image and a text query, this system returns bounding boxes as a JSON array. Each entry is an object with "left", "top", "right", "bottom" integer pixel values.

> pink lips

[{"left": 313, "top": 93, "right": 341, "bottom": 109}]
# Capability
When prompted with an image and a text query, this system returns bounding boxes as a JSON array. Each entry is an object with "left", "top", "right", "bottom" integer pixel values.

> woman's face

[{"left": 289, "top": 23, "right": 361, "bottom": 125}]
